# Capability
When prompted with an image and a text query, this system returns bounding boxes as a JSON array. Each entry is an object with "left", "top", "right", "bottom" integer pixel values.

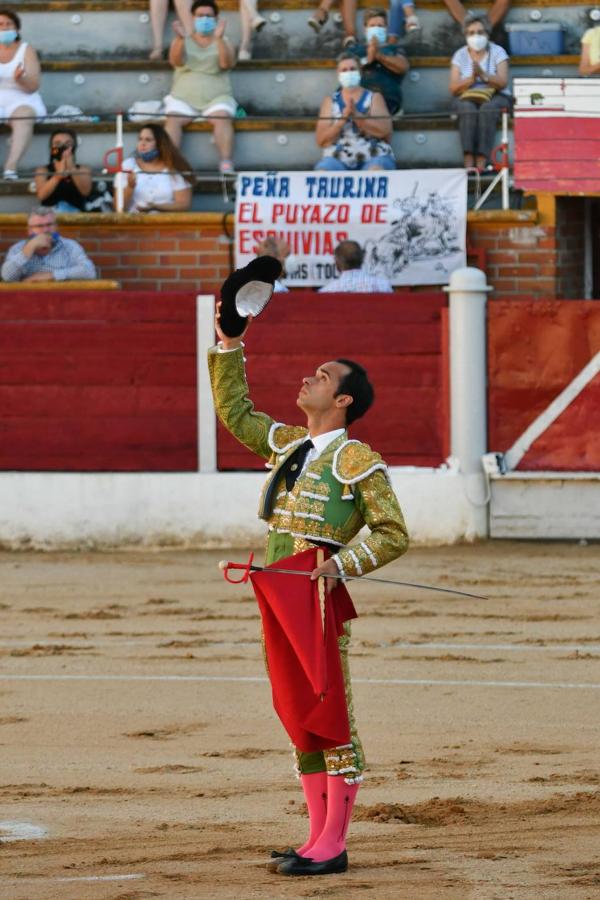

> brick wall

[
  {"left": 0, "top": 214, "right": 233, "bottom": 295},
  {"left": 0, "top": 208, "right": 583, "bottom": 299}
]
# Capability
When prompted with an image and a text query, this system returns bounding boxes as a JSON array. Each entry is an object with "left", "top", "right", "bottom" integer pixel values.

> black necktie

[{"left": 263, "top": 439, "right": 313, "bottom": 517}]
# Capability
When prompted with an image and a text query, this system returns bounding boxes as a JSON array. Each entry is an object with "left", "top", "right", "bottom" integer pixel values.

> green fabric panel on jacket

[{"left": 265, "top": 531, "right": 295, "bottom": 566}]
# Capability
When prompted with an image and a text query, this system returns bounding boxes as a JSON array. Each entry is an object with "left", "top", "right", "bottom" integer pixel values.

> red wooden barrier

[
  {"left": 488, "top": 300, "right": 600, "bottom": 471},
  {"left": 0, "top": 291, "right": 197, "bottom": 471},
  {"left": 217, "top": 291, "right": 448, "bottom": 470}
]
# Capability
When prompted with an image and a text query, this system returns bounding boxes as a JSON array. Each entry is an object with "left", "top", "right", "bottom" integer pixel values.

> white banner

[{"left": 235, "top": 169, "right": 467, "bottom": 287}]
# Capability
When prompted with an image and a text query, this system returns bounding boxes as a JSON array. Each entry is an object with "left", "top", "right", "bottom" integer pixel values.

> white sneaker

[
  {"left": 238, "top": 47, "right": 251, "bottom": 61},
  {"left": 3, "top": 169, "right": 18, "bottom": 181},
  {"left": 405, "top": 14, "right": 421, "bottom": 32}
]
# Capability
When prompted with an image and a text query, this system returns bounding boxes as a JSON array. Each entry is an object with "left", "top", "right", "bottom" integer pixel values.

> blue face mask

[
  {"left": 136, "top": 148, "right": 160, "bottom": 162},
  {"left": 366, "top": 25, "right": 387, "bottom": 44},
  {"left": 338, "top": 70, "right": 361, "bottom": 89},
  {"left": 194, "top": 15, "right": 216, "bottom": 35},
  {"left": 0, "top": 29, "right": 18, "bottom": 44}
]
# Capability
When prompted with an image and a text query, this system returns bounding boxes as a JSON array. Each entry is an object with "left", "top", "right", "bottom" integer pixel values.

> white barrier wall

[{"left": 0, "top": 466, "right": 485, "bottom": 550}]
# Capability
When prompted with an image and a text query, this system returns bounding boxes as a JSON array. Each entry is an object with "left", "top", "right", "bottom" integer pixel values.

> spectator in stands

[
  {"left": 442, "top": 1, "right": 511, "bottom": 28},
  {"left": 34, "top": 129, "right": 92, "bottom": 213},
  {"left": 449, "top": 13, "right": 511, "bottom": 172},
  {"left": 114, "top": 124, "right": 193, "bottom": 212},
  {"left": 319, "top": 240, "right": 393, "bottom": 292},
  {"left": 308, "top": 0, "right": 357, "bottom": 48},
  {"left": 164, "top": 0, "right": 236, "bottom": 174},
  {"left": 579, "top": 25, "right": 600, "bottom": 77},
  {"left": 257, "top": 236, "right": 291, "bottom": 292},
  {"left": 0, "top": 9, "right": 46, "bottom": 181},
  {"left": 351, "top": 8, "right": 409, "bottom": 117},
  {"left": 170, "top": 0, "right": 265, "bottom": 62},
  {"left": 1, "top": 206, "right": 96, "bottom": 283},
  {"left": 389, "top": 2, "right": 420, "bottom": 40},
  {"left": 149, "top": 0, "right": 169, "bottom": 60},
  {"left": 315, "top": 53, "right": 395, "bottom": 171}
]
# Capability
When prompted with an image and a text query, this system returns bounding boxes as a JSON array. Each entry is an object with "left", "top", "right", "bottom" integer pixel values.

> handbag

[{"left": 459, "top": 85, "right": 497, "bottom": 104}]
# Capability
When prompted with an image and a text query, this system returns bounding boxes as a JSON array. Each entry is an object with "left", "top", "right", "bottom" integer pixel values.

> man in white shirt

[{"left": 318, "top": 240, "right": 393, "bottom": 293}]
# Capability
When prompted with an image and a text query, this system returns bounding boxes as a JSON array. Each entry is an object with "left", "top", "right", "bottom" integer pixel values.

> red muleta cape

[{"left": 250, "top": 547, "right": 358, "bottom": 752}]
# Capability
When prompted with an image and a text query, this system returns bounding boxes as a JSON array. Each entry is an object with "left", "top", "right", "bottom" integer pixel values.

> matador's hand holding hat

[{"left": 218, "top": 254, "right": 282, "bottom": 338}]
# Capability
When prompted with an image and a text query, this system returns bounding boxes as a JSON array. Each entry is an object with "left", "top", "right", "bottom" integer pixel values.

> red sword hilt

[{"left": 219, "top": 552, "right": 255, "bottom": 584}]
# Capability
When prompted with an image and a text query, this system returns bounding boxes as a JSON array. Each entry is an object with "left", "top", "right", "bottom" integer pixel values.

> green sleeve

[
  {"left": 333, "top": 470, "right": 409, "bottom": 577},
  {"left": 207, "top": 345, "right": 274, "bottom": 460}
]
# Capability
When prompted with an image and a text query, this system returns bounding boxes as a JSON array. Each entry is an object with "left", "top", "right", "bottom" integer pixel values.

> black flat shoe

[
  {"left": 266, "top": 847, "right": 302, "bottom": 873},
  {"left": 277, "top": 849, "right": 348, "bottom": 876}
]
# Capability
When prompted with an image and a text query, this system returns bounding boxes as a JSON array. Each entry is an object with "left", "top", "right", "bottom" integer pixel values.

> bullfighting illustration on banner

[{"left": 235, "top": 169, "right": 467, "bottom": 286}]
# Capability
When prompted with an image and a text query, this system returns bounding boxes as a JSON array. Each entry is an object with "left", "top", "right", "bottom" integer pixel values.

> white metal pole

[
  {"left": 196, "top": 294, "right": 217, "bottom": 473},
  {"left": 115, "top": 112, "right": 124, "bottom": 213},
  {"left": 444, "top": 268, "right": 492, "bottom": 534},
  {"left": 501, "top": 112, "right": 509, "bottom": 210}
]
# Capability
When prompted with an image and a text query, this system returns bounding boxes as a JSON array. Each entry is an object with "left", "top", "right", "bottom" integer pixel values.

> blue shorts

[{"left": 315, "top": 154, "right": 396, "bottom": 171}]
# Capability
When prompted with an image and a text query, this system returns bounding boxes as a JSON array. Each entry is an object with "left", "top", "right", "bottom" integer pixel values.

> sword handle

[{"left": 219, "top": 552, "right": 255, "bottom": 584}]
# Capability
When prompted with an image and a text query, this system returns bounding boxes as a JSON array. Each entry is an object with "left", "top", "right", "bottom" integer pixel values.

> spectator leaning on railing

[
  {"left": 449, "top": 13, "right": 511, "bottom": 172},
  {"left": 0, "top": 8, "right": 46, "bottom": 181},
  {"left": 579, "top": 25, "right": 600, "bottom": 77},
  {"left": 164, "top": 0, "right": 236, "bottom": 174},
  {"left": 315, "top": 52, "right": 395, "bottom": 171},
  {"left": 318, "top": 240, "right": 393, "bottom": 292},
  {"left": 1, "top": 206, "right": 96, "bottom": 283},
  {"left": 34, "top": 128, "right": 93, "bottom": 213},
  {"left": 351, "top": 8, "right": 409, "bottom": 118},
  {"left": 114, "top": 124, "right": 194, "bottom": 213}
]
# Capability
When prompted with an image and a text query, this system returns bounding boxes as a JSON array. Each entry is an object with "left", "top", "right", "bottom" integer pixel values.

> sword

[{"left": 218, "top": 553, "right": 488, "bottom": 601}]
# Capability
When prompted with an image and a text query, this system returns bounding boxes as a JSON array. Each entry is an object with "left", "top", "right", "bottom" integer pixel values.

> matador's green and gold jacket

[{"left": 208, "top": 345, "right": 409, "bottom": 577}]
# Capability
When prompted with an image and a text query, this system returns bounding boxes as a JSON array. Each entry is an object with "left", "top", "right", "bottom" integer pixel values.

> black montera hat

[{"left": 219, "top": 255, "right": 283, "bottom": 338}]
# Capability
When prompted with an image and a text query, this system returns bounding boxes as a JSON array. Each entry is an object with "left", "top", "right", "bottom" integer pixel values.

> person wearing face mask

[
  {"left": 114, "top": 124, "right": 194, "bottom": 212},
  {"left": 351, "top": 8, "right": 409, "bottom": 118},
  {"left": 0, "top": 8, "right": 46, "bottom": 181},
  {"left": 315, "top": 53, "right": 395, "bottom": 171},
  {"left": 449, "top": 12, "right": 511, "bottom": 172},
  {"left": 1, "top": 206, "right": 96, "bottom": 283},
  {"left": 164, "top": 0, "right": 237, "bottom": 173},
  {"left": 34, "top": 129, "right": 93, "bottom": 213}
]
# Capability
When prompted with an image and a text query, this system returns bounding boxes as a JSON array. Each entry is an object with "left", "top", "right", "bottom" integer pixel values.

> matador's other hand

[{"left": 310, "top": 557, "right": 339, "bottom": 594}]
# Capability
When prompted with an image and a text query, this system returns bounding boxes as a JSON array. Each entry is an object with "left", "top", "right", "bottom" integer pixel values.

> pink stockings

[{"left": 296, "top": 773, "right": 360, "bottom": 861}]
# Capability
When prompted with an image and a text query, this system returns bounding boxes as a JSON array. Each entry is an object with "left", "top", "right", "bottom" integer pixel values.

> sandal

[
  {"left": 307, "top": 9, "right": 328, "bottom": 33},
  {"left": 219, "top": 159, "right": 235, "bottom": 174},
  {"left": 342, "top": 34, "right": 357, "bottom": 48},
  {"left": 405, "top": 14, "right": 421, "bottom": 33}
]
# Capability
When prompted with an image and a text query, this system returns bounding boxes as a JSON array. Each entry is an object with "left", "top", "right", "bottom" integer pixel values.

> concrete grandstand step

[
  {"left": 13, "top": 1, "right": 590, "bottom": 59},
  {"left": 0, "top": 116, "right": 515, "bottom": 194},
  {"left": 34, "top": 56, "right": 579, "bottom": 116}
]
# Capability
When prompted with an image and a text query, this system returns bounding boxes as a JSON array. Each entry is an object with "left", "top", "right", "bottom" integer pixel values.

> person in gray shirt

[{"left": 1, "top": 205, "right": 96, "bottom": 283}]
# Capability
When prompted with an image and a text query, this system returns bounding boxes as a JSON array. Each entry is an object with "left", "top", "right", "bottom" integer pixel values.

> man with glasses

[{"left": 1, "top": 206, "right": 96, "bottom": 283}]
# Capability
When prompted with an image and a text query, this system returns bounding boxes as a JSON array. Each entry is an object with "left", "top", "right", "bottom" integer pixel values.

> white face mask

[
  {"left": 467, "top": 33, "right": 488, "bottom": 52},
  {"left": 338, "top": 69, "right": 361, "bottom": 89}
]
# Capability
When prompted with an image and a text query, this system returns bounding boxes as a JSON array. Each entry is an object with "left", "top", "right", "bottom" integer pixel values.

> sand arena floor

[{"left": 0, "top": 541, "right": 599, "bottom": 899}]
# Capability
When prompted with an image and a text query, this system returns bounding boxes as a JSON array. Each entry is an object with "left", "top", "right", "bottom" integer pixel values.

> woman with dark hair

[
  {"left": 115, "top": 123, "right": 194, "bottom": 212},
  {"left": 315, "top": 53, "right": 395, "bottom": 171},
  {"left": 0, "top": 8, "right": 46, "bottom": 180},
  {"left": 449, "top": 12, "right": 511, "bottom": 171},
  {"left": 164, "top": 0, "right": 236, "bottom": 173},
  {"left": 34, "top": 129, "right": 92, "bottom": 212}
]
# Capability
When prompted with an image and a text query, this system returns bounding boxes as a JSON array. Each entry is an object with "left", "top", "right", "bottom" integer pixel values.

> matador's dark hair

[{"left": 335, "top": 358, "right": 374, "bottom": 426}]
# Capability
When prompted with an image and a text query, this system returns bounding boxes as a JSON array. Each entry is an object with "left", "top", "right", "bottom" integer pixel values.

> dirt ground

[{"left": 0, "top": 540, "right": 599, "bottom": 900}]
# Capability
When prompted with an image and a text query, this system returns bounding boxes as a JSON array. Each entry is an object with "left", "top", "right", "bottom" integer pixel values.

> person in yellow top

[
  {"left": 164, "top": 0, "right": 236, "bottom": 173},
  {"left": 208, "top": 304, "right": 409, "bottom": 876},
  {"left": 580, "top": 26, "right": 600, "bottom": 76}
]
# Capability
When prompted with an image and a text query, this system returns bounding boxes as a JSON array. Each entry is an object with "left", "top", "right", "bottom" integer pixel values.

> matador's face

[{"left": 297, "top": 360, "right": 352, "bottom": 417}]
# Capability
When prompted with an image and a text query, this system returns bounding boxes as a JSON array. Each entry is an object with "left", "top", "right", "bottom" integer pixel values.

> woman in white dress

[
  {"left": 0, "top": 9, "right": 46, "bottom": 180},
  {"left": 115, "top": 124, "right": 194, "bottom": 212}
]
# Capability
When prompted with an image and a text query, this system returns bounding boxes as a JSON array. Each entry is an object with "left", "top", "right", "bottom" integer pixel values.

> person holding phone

[
  {"left": 34, "top": 129, "right": 93, "bottom": 212},
  {"left": 1, "top": 206, "right": 96, "bottom": 282}
]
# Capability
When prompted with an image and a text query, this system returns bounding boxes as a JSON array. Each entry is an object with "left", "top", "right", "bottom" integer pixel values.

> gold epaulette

[
  {"left": 265, "top": 422, "right": 309, "bottom": 468},
  {"left": 332, "top": 439, "right": 390, "bottom": 485}
]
